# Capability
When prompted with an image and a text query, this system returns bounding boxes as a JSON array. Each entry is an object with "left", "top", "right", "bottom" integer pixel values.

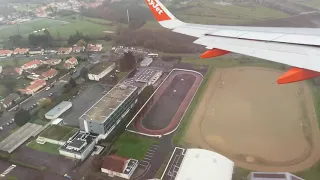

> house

[
  {"left": 64, "top": 57, "right": 78, "bottom": 69},
  {"left": 88, "top": 62, "right": 115, "bottom": 81},
  {"left": 58, "top": 47, "right": 72, "bottom": 55},
  {"left": 18, "top": 79, "right": 46, "bottom": 95},
  {"left": 1, "top": 93, "right": 20, "bottom": 109},
  {"left": 101, "top": 155, "right": 138, "bottom": 179},
  {"left": 0, "top": 50, "right": 13, "bottom": 58},
  {"left": 44, "top": 49, "right": 57, "bottom": 54},
  {"left": 29, "top": 48, "right": 44, "bottom": 55},
  {"left": 13, "top": 48, "right": 29, "bottom": 55},
  {"left": 44, "top": 59, "right": 61, "bottom": 66},
  {"left": 87, "top": 44, "right": 103, "bottom": 52},
  {"left": 72, "top": 46, "right": 85, "bottom": 53},
  {"left": 21, "top": 60, "right": 42, "bottom": 70},
  {"left": 40, "top": 69, "right": 57, "bottom": 80}
]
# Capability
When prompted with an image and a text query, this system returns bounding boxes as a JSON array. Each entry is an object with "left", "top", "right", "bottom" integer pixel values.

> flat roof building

[
  {"left": 45, "top": 101, "right": 72, "bottom": 120},
  {"left": 140, "top": 57, "right": 153, "bottom": 67},
  {"left": 134, "top": 68, "right": 163, "bottom": 85},
  {"left": 80, "top": 83, "right": 138, "bottom": 137},
  {"left": 59, "top": 130, "right": 97, "bottom": 161},
  {"left": 249, "top": 172, "right": 304, "bottom": 180},
  {"left": 88, "top": 61, "right": 116, "bottom": 81},
  {"left": 175, "top": 149, "right": 234, "bottom": 180}
]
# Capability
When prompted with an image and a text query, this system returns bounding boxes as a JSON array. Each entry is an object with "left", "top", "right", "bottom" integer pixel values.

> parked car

[
  {"left": 6, "top": 123, "right": 9, "bottom": 126},
  {"left": 0, "top": 126, "right": 3, "bottom": 130},
  {"left": 45, "top": 86, "right": 51, "bottom": 91}
]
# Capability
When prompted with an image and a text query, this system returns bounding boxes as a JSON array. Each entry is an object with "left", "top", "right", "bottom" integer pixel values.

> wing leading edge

[{"left": 145, "top": 0, "right": 320, "bottom": 84}]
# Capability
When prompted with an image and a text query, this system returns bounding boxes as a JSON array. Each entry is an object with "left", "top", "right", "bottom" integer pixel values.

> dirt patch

[{"left": 184, "top": 67, "right": 320, "bottom": 171}]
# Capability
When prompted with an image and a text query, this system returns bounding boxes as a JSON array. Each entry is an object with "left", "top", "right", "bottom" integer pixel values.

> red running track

[{"left": 134, "top": 70, "right": 203, "bottom": 136}]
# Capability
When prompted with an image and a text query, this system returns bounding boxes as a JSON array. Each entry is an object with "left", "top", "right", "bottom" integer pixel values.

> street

[{"left": 0, "top": 60, "right": 91, "bottom": 139}]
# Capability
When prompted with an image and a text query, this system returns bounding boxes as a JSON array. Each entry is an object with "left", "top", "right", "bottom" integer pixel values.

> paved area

[
  {"left": 61, "top": 82, "right": 107, "bottom": 128},
  {"left": 0, "top": 123, "right": 42, "bottom": 153},
  {"left": 134, "top": 70, "right": 203, "bottom": 135},
  {"left": 14, "top": 145, "right": 76, "bottom": 175},
  {"left": 161, "top": 147, "right": 185, "bottom": 180}
]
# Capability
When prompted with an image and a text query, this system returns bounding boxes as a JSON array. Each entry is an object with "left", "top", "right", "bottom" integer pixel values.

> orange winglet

[
  {"left": 146, "top": 0, "right": 171, "bottom": 21},
  {"left": 277, "top": 67, "right": 320, "bottom": 84},
  {"left": 201, "top": 49, "right": 230, "bottom": 59}
]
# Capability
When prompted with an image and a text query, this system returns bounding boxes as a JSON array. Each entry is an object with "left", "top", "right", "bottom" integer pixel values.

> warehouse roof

[
  {"left": 45, "top": 101, "right": 72, "bottom": 117},
  {"left": 89, "top": 61, "right": 114, "bottom": 75},
  {"left": 80, "top": 84, "right": 137, "bottom": 123},
  {"left": 175, "top": 149, "right": 234, "bottom": 180}
]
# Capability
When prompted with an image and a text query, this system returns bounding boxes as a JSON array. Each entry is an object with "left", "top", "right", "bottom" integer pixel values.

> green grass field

[
  {"left": 114, "top": 132, "right": 158, "bottom": 160},
  {"left": 26, "top": 140, "right": 60, "bottom": 155},
  {"left": 169, "top": 0, "right": 289, "bottom": 25},
  {"left": 0, "top": 18, "right": 67, "bottom": 39},
  {"left": 39, "top": 125, "right": 77, "bottom": 141}
]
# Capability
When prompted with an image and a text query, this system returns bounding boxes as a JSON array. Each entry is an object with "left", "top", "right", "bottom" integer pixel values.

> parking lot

[
  {"left": 133, "top": 144, "right": 159, "bottom": 180},
  {"left": 61, "top": 82, "right": 108, "bottom": 128},
  {"left": 161, "top": 147, "right": 185, "bottom": 180}
]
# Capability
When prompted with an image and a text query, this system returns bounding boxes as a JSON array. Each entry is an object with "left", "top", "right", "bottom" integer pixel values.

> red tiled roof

[
  {"left": 15, "top": 67, "right": 23, "bottom": 74},
  {"left": 40, "top": 69, "right": 57, "bottom": 79},
  {"left": 13, "top": 48, "right": 29, "bottom": 54},
  {"left": 0, "top": 50, "right": 12, "bottom": 55},
  {"left": 26, "top": 79, "right": 46, "bottom": 91},
  {"left": 101, "top": 155, "right": 128, "bottom": 173},
  {"left": 65, "top": 57, "right": 77, "bottom": 64},
  {"left": 22, "top": 60, "right": 41, "bottom": 69}
]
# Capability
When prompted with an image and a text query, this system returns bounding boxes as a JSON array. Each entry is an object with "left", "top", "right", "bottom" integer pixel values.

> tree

[
  {"left": 80, "top": 67, "right": 89, "bottom": 80},
  {"left": 8, "top": 35, "right": 22, "bottom": 47},
  {"left": 14, "top": 109, "right": 31, "bottom": 126},
  {"left": 119, "top": 51, "right": 136, "bottom": 71},
  {"left": 76, "top": 39, "right": 87, "bottom": 47},
  {"left": 37, "top": 108, "right": 46, "bottom": 119},
  {"left": 69, "top": 78, "right": 77, "bottom": 88}
]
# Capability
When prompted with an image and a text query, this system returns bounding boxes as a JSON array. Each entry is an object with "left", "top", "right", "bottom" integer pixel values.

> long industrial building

[{"left": 80, "top": 83, "right": 138, "bottom": 138}]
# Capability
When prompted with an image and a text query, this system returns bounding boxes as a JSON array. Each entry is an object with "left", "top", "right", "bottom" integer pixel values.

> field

[
  {"left": 0, "top": 18, "right": 67, "bottom": 39},
  {"left": 39, "top": 125, "right": 77, "bottom": 141},
  {"left": 183, "top": 67, "right": 320, "bottom": 172},
  {"left": 26, "top": 140, "right": 60, "bottom": 155},
  {"left": 171, "top": 0, "right": 289, "bottom": 25},
  {"left": 114, "top": 132, "right": 158, "bottom": 160}
]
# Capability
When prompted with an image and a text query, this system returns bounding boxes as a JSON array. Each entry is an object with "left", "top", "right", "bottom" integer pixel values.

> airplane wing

[{"left": 145, "top": 0, "right": 320, "bottom": 84}]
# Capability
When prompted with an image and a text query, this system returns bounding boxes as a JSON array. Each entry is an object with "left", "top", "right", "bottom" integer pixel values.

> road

[{"left": 0, "top": 60, "right": 92, "bottom": 139}]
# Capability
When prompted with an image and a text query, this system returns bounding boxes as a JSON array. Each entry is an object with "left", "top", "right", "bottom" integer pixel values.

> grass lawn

[
  {"left": 27, "top": 140, "right": 60, "bottom": 155},
  {"left": 11, "top": 3, "right": 40, "bottom": 12},
  {"left": 47, "top": 16, "right": 116, "bottom": 39},
  {"left": 296, "top": 161, "right": 320, "bottom": 180},
  {"left": 30, "top": 118, "right": 49, "bottom": 126},
  {"left": 117, "top": 71, "right": 128, "bottom": 81},
  {"left": 0, "top": 59, "right": 30, "bottom": 66},
  {"left": 114, "top": 131, "right": 158, "bottom": 160},
  {"left": 169, "top": 0, "right": 289, "bottom": 25},
  {"left": 39, "top": 125, "right": 77, "bottom": 141},
  {"left": 0, "top": 18, "right": 67, "bottom": 39}
]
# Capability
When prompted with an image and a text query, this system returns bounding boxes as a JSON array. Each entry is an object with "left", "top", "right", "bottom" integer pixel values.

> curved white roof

[{"left": 175, "top": 149, "right": 234, "bottom": 180}]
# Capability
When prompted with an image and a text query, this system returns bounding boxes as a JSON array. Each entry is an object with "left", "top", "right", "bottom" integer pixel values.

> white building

[
  {"left": 175, "top": 149, "right": 234, "bottom": 180},
  {"left": 45, "top": 101, "right": 72, "bottom": 120},
  {"left": 140, "top": 57, "right": 153, "bottom": 67},
  {"left": 101, "top": 155, "right": 138, "bottom": 179},
  {"left": 88, "top": 62, "right": 116, "bottom": 81},
  {"left": 59, "top": 131, "right": 97, "bottom": 161},
  {"left": 249, "top": 172, "right": 304, "bottom": 180}
]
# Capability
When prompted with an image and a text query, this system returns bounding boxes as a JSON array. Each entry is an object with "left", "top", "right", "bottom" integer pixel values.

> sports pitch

[{"left": 184, "top": 67, "right": 320, "bottom": 171}]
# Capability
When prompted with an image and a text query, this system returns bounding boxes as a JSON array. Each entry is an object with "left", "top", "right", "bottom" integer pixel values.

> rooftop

[
  {"left": 175, "top": 149, "right": 234, "bottom": 180},
  {"left": 26, "top": 79, "right": 46, "bottom": 91},
  {"left": 0, "top": 50, "right": 12, "bottom": 55},
  {"left": 60, "top": 131, "right": 97, "bottom": 154},
  {"left": 40, "top": 68, "right": 57, "bottom": 78},
  {"left": 45, "top": 101, "right": 72, "bottom": 117},
  {"left": 134, "top": 68, "right": 162, "bottom": 83},
  {"left": 22, "top": 60, "right": 41, "bottom": 68},
  {"left": 250, "top": 172, "right": 304, "bottom": 180},
  {"left": 89, "top": 61, "right": 114, "bottom": 75},
  {"left": 65, "top": 57, "right": 77, "bottom": 64},
  {"left": 80, "top": 84, "right": 137, "bottom": 123},
  {"left": 2, "top": 93, "right": 20, "bottom": 105}
]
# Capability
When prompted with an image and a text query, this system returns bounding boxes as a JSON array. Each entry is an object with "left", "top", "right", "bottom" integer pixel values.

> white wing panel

[
  {"left": 274, "top": 34, "right": 320, "bottom": 46},
  {"left": 238, "top": 32, "right": 285, "bottom": 41},
  {"left": 194, "top": 36, "right": 320, "bottom": 72},
  {"left": 208, "top": 30, "right": 248, "bottom": 38}
]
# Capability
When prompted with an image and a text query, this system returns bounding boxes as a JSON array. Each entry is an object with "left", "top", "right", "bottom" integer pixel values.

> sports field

[{"left": 184, "top": 67, "right": 320, "bottom": 171}]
